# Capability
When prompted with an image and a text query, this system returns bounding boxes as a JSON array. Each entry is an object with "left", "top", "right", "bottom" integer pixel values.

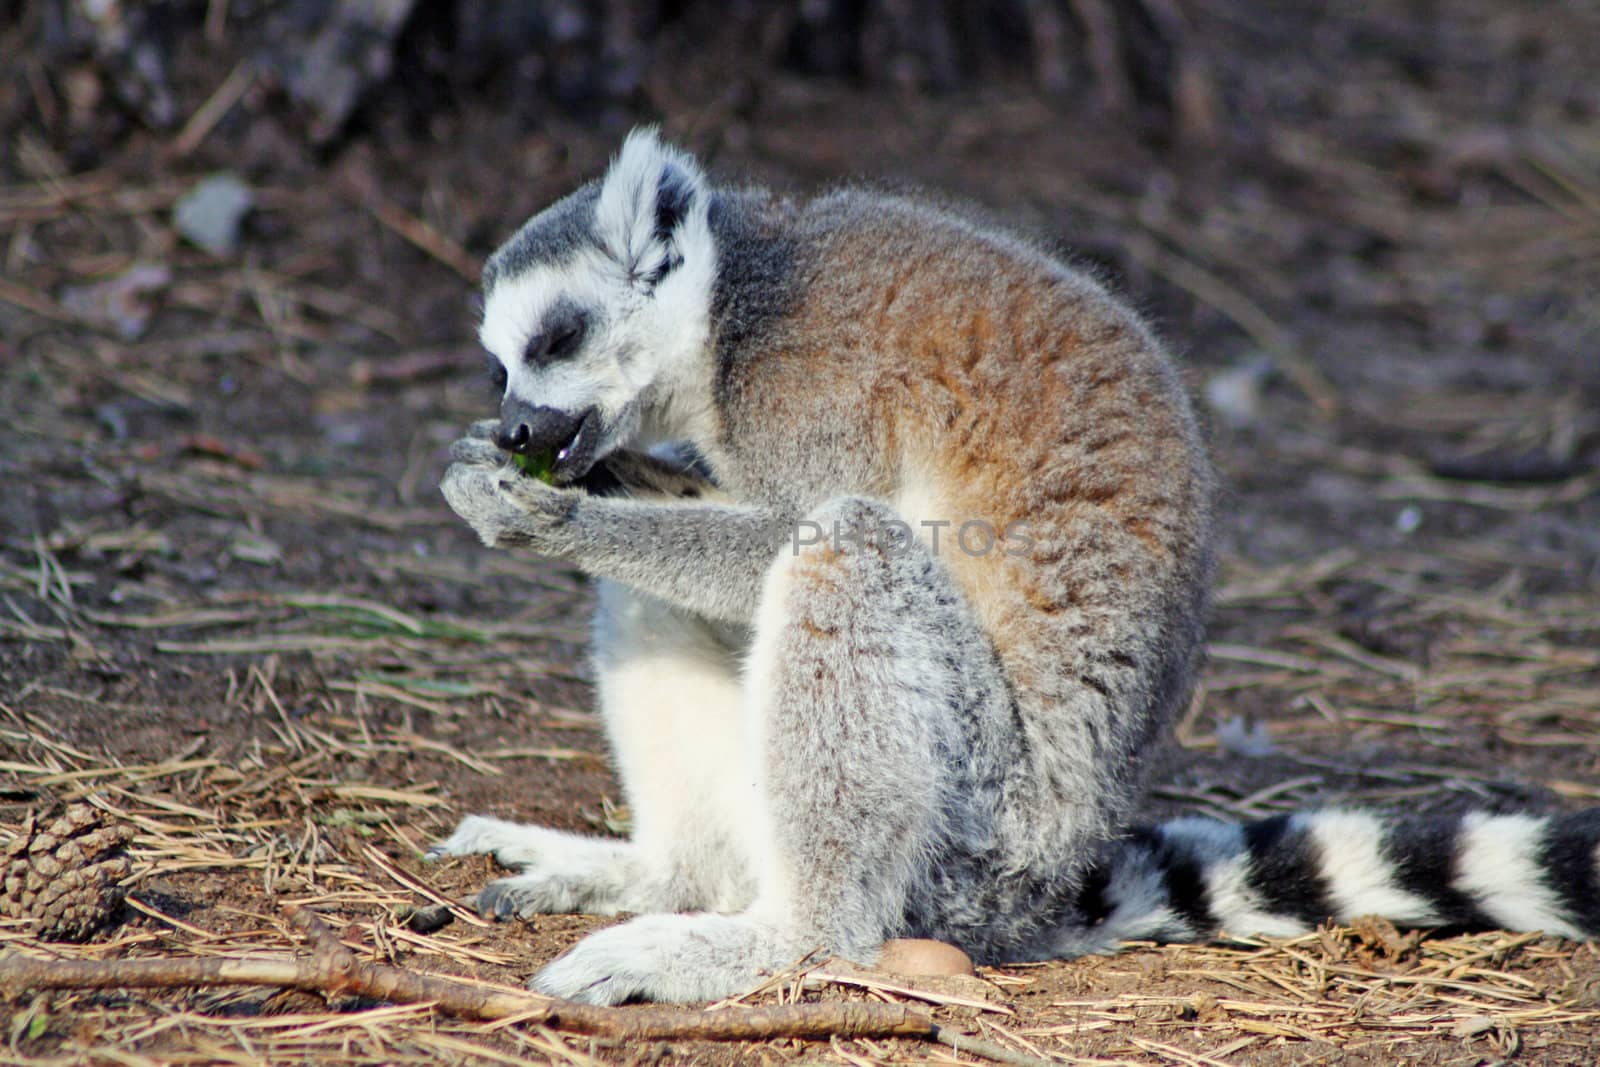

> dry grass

[
  {"left": 3, "top": 492, "right": 1598, "bottom": 1064},
  {"left": 3, "top": 731, "right": 1599, "bottom": 1067}
]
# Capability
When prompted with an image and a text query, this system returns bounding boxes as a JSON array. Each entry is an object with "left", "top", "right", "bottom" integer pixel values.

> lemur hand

[{"left": 440, "top": 422, "right": 580, "bottom": 553}]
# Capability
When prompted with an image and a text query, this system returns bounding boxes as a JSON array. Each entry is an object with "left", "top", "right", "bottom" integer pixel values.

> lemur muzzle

[{"left": 496, "top": 398, "right": 583, "bottom": 456}]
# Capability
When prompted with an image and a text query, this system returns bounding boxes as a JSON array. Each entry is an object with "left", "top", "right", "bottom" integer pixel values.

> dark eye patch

[
  {"left": 547, "top": 321, "right": 582, "bottom": 359},
  {"left": 485, "top": 353, "right": 508, "bottom": 392},
  {"left": 523, "top": 301, "right": 589, "bottom": 366}
]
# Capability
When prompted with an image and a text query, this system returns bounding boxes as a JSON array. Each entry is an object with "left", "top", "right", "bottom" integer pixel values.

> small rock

[
  {"left": 1204, "top": 355, "right": 1275, "bottom": 428},
  {"left": 60, "top": 263, "right": 171, "bottom": 340},
  {"left": 174, "top": 173, "right": 255, "bottom": 257},
  {"left": 877, "top": 938, "right": 977, "bottom": 977},
  {"left": 1451, "top": 1015, "right": 1496, "bottom": 1038},
  {"left": 1216, "top": 715, "right": 1275, "bottom": 758},
  {"left": 283, "top": 0, "right": 419, "bottom": 143},
  {"left": 228, "top": 532, "right": 283, "bottom": 566}
]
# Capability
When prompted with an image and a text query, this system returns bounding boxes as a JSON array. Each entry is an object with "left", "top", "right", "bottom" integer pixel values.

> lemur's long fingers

[
  {"left": 442, "top": 463, "right": 527, "bottom": 548},
  {"left": 449, "top": 437, "right": 506, "bottom": 465}
]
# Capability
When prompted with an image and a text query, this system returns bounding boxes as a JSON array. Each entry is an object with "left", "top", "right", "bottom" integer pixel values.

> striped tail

[{"left": 1062, "top": 809, "right": 1600, "bottom": 955}]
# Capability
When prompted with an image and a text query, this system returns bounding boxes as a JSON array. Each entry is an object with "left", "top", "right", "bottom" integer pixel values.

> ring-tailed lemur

[{"left": 428, "top": 128, "right": 1600, "bottom": 1005}]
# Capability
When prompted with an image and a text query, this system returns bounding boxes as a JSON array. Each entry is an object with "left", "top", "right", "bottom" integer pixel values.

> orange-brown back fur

[{"left": 705, "top": 191, "right": 1213, "bottom": 845}]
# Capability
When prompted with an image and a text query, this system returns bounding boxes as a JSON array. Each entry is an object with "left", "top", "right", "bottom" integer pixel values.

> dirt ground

[{"left": 3, "top": 2, "right": 1600, "bottom": 1065}]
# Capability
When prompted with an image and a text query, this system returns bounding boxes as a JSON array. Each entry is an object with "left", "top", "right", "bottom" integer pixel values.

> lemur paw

[
  {"left": 425, "top": 814, "right": 533, "bottom": 865},
  {"left": 474, "top": 874, "right": 550, "bottom": 921},
  {"left": 427, "top": 816, "right": 645, "bottom": 917},
  {"left": 448, "top": 434, "right": 504, "bottom": 466},
  {"left": 427, "top": 818, "right": 561, "bottom": 920},
  {"left": 531, "top": 913, "right": 787, "bottom": 1005},
  {"left": 440, "top": 456, "right": 575, "bottom": 551}
]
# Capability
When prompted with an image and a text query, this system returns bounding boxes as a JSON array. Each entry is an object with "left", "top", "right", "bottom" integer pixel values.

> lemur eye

[
  {"left": 524, "top": 303, "right": 588, "bottom": 365},
  {"left": 547, "top": 323, "right": 582, "bottom": 358},
  {"left": 485, "top": 355, "right": 508, "bottom": 392}
]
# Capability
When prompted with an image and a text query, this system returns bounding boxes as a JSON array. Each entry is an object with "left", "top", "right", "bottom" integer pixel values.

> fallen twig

[
  {"left": 0, "top": 908, "right": 1050, "bottom": 1062},
  {"left": 170, "top": 61, "right": 256, "bottom": 158},
  {"left": 1120, "top": 232, "right": 1341, "bottom": 416},
  {"left": 369, "top": 198, "right": 479, "bottom": 283}
]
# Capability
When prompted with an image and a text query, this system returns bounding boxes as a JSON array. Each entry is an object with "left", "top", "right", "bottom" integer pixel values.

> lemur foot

[
  {"left": 473, "top": 874, "right": 553, "bottom": 921},
  {"left": 532, "top": 912, "right": 797, "bottom": 1005},
  {"left": 428, "top": 815, "right": 639, "bottom": 918},
  {"left": 425, "top": 814, "right": 543, "bottom": 866}
]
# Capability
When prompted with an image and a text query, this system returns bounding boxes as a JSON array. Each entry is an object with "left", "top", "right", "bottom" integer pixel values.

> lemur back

[
  {"left": 430, "top": 129, "right": 1600, "bottom": 1005},
  {"left": 709, "top": 187, "right": 1213, "bottom": 834}
]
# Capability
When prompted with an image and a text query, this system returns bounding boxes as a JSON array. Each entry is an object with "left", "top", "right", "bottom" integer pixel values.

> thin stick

[
  {"left": 170, "top": 61, "right": 256, "bottom": 158},
  {"left": 0, "top": 908, "right": 947, "bottom": 1045},
  {"left": 931, "top": 1026, "right": 1062, "bottom": 1067},
  {"left": 0, "top": 276, "right": 78, "bottom": 324},
  {"left": 369, "top": 199, "right": 479, "bottom": 283},
  {"left": 1120, "top": 232, "right": 1341, "bottom": 416}
]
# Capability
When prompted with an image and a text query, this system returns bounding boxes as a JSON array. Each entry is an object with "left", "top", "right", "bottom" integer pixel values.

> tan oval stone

[{"left": 876, "top": 938, "right": 977, "bottom": 977}]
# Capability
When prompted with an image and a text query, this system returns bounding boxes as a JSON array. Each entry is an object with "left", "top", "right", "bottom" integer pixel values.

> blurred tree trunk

[{"left": 9, "top": 0, "right": 1221, "bottom": 150}]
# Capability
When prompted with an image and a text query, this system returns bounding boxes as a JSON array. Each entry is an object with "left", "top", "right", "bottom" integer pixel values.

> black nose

[
  {"left": 496, "top": 398, "right": 583, "bottom": 455},
  {"left": 499, "top": 421, "right": 530, "bottom": 452}
]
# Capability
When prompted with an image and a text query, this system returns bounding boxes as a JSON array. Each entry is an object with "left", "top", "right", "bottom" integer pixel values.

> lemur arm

[
  {"left": 441, "top": 440, "right": 787, "bottom": 625},
  {"left": 557, "top": 495, "right": 787, "bottom": 624}
]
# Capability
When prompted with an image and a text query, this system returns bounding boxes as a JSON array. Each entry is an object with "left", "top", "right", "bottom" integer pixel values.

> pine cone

[{"left": 1, "top": 804, "right": 133, "bottom": 941}]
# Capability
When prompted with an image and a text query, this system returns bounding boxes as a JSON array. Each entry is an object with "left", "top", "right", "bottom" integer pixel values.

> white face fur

[{"left": 477, "top": 129, "right": 718, "bottom": 469}]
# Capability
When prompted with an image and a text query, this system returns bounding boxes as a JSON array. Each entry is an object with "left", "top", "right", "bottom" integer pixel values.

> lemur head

[{"left": 477, "top": 128, "right": 715, "bottom": 482}]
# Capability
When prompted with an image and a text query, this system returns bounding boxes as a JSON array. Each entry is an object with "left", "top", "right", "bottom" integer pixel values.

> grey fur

[
  {"left": 431, "top": 129, "right": 1600, "bottom": 1005},
  {"left": 481, "top": 183, "right": 601, "bottom": 294}
]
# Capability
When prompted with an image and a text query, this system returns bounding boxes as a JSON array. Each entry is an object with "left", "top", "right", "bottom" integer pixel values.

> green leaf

[{"left": 513, "top": 449, "right": 559, "bottom": 484}]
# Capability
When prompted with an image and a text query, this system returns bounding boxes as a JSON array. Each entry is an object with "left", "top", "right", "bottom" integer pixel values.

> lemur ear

[{"left": 594, "top": 127, "right": 707, "bottom": 290}]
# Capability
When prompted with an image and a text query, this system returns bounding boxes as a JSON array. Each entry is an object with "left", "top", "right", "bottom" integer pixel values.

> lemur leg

[
  {"left": 430, "top": 442, "right": 752, "bottom": 919},
  {"left": 428, "top": 584, "right": 752, "bottom": 918},
  {"left": 589, "top": 580, "right": 756, "bottom": 911},
  {"left": 532, "top": 497, "right": 1017, "bottom": 1004},
  {"left": 584, "top": 447, "right": 755, "bottom": 912}
]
